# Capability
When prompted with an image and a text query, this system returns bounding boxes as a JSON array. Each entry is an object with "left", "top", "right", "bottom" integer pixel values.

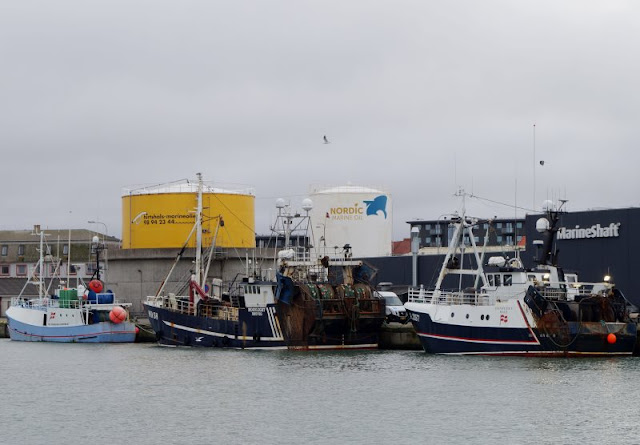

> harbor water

[{"left": 1, "top": 339, "right": 638, "bottom": 445}]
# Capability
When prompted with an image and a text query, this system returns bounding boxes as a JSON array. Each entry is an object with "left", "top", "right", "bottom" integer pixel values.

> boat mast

[
  {"left": 195, "top": 172, "right": 203, "bottom": 286},
  {"left": 38, "top": 228, "right": 45, "bottom": 298}
]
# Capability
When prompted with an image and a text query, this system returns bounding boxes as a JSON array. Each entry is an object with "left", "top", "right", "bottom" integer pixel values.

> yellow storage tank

[{"left": 122, "top": 179, "right": 255, "bottom": 249}]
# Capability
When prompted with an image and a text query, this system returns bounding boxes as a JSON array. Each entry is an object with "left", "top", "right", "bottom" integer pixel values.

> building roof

[
  {"left": 123, "top": 178, "right": 254, "bottom": 196},
  {"left": 0, "top": 229, "right": 119, "bottom": 244},
  {"left": 392, "top": 238, "right": 411, "bottom": 255},
  {"left": 0, "top": 278, "right": 63, "bottom": 297}
]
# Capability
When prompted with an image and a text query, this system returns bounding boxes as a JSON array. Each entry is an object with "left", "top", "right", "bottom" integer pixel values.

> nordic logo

[
  {"left": 557, "top": 223, "right": 620, "bottom": 240},
  {"left": 327, "top": 195, "right": 388, "bottom": 221},
  {"left": 363, "top": 195, "right": 387, "bottom": 219}
]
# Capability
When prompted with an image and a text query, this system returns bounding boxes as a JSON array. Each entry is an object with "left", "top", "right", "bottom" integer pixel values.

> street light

[{"left": 87, "top": 220, "right": 108, "bottom": 240}]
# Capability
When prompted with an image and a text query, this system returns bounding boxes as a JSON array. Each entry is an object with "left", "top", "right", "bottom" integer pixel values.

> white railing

[
  {"left": 407, "top": 288, "right": 492, "bottom": 306},
  {"left": 11, "top": 295, "right": 128, "bottom": 309}
]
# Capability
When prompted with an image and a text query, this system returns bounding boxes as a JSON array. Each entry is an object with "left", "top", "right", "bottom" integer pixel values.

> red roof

[{"left": 392, "top": 238, "right": 411, "bottom": 255}]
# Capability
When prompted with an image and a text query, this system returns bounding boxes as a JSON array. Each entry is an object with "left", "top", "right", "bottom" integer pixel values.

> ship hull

[
  {"left": 275, "top": 300, "right": 383, "bottom": 350},
  {"left": 7, "top": 308, "right": 136, "bottom": 343},
  {"left": 406, "top": 303, "right": 637, "bottom": 356},
  {"left": 144, "top": 303, "right": 287, "bottom": 349}
]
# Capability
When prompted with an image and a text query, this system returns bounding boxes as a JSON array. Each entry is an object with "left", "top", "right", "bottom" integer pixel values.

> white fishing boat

[
  {"left": 6, "top": 229, "right": 137, "bottom": 343},
  {"left": 405, "top": 195, "right": 637, "bottom": 356}
]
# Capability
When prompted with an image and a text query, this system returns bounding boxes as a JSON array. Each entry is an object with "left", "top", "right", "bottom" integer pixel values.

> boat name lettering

[
  {"left": 557, "top": 223, "right": 620, "bottom": 240},
  {"left": 148, "top": 310, "right": 158, "bottom": 320},
  {"left": 249, "top": 307, "right": 266, "bottom": 316},
  {"left": 410, "top": 313, "right": 420, "bottom": 322}
]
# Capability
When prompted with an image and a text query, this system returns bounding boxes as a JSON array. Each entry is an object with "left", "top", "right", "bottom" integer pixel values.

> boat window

[
  {"left": 504, "top": 275, "right": 512, "bottom": 286},
  {"left": 494, "top": 275, "right": 501, "bottom": 286},
  {"left": 487, "top": 275, "right": 494, "bottom": 286}
]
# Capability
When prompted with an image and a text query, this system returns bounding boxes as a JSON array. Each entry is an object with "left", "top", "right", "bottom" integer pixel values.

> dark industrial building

[{"left": 368, "top": 207, "right": 640, "bottom": 307}]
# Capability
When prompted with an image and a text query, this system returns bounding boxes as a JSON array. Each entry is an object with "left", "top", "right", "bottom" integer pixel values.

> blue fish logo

[{"left": 363, "top": 195, "right": 387, "bottom": 219}]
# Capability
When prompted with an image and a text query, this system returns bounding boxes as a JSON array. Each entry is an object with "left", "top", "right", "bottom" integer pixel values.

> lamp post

[{"left": 87, "top": 220, "right": 108, "bottom": 240}]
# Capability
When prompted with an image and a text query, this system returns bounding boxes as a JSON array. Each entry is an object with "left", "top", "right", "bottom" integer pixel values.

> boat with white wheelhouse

[
  {"left": 7, "top": 230, "right": 137, "bottom": 343},
  {"left": 405, "top": 196, "right": 637, "bottom": 356}
]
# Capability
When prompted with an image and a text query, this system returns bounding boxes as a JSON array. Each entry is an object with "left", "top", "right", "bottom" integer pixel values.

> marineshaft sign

[{"left": 557, "top": 223, "right": 621, "bottom": 240}]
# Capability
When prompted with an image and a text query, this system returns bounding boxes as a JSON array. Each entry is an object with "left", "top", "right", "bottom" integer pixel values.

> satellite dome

[
  {"left": 275, "top": 198, "right": 286, "bottom": 209},
  {"left": 301, "top": 198, "right": 313, "bottom": 212},
  {"left": 542, "top": 200, "right": 555, "bottom": 212},
  {"left": 536, "top": 217, "right": 550, "bottom": 233}
]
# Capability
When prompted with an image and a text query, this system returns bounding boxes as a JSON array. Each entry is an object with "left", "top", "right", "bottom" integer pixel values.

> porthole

[
  {"left": 486, "top": 315, "right": 490, "bottom": 320},
  {"left": 466, "top": 314, "right": 469, "bottom": 319},
  {"left": 451, "top": 312, "right": 455, "bottom": 318},
  {"left": 481, "top": 315, "right": 485, "bottom": 320}
]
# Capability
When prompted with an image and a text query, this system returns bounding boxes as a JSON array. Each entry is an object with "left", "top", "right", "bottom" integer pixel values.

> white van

[{"left": 376, "top": 291, "right": 408, "bottom": 324}]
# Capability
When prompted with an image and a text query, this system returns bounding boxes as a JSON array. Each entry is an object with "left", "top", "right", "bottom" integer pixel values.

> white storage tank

[{"left": 309, "top": 184, "right": 392, "bottom": 258}]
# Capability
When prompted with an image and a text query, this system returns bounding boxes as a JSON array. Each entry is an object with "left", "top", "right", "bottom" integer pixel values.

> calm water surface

[{"left": 1, "top": 339, "right": 638, "bottom": 444}]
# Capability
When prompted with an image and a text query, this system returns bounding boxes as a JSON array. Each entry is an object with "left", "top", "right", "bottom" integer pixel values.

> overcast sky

[{"left": 2, "top": 1, "right": 639, "bottom": 240}]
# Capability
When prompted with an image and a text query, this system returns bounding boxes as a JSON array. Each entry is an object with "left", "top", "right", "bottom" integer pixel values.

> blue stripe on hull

[
  {"left": 144, "top": 304, "right": 287, "bottom": 349},
  {"left": 410, "top": 312, "right": 636, "bottom": 356},
  {"left": 7, "top": 317, "right": 137, "bottom": 343}
]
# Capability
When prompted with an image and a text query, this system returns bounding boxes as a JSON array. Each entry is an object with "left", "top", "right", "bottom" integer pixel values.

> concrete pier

[{"left": 378, "top": 322, "right": 421, "bottom": 350}]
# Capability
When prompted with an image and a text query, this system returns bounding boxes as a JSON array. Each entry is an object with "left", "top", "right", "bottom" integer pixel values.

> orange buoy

[
  {"left": 607, "top": 333, "right": 617, "bottom": 344},
  {"left": 109, "top": 306, "right": 127, "bottom": 324},
  {"left": 89, "top": 280, "right": 103, "bottom": 293}
]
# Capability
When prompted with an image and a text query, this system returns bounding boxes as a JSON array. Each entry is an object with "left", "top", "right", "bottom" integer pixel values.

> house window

[
  {"left": 18, "top": 245, "right": 25, "bottom": 256},
  {"left": 63, "top": 245, "right": 69, "bottom": 255},
  {"left": 496, "top": 235, "right": 502, "bottom": 243},
  {"left": 1, "top": 245, "right": 7, "bottom": 256},
  {"left": 516, "top": 222, "right": 523, "bottom": 229},
  {"left": 16, "top": 264, "right": 27, "bottom": 276},
  {"left": 496, "top": 223, "right": 502, "bottom": 229},
  {"left": 0, "top": 265, "right": 9, "bottom": 276}
]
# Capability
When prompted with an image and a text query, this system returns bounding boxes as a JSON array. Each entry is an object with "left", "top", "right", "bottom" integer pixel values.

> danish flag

[{"left": 500, "top": 314, "right": 508, "bottom": 323}]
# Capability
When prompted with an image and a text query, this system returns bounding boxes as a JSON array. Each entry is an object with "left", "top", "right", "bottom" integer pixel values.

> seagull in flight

[{"left": 323, "top": 135, "right": 330, "bottom": 144}]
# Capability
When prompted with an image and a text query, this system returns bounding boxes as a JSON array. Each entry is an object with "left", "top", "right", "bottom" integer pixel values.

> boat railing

[
  {"left": 407, "top": 288, "right": 492, "bottom": 306},
  {"left": 11, "top": 296, "right": 128, "bottom": 309},
  {"left": 198, "top": 303, "right": 239, "bottom": 321},
  {"left": 146, "top": 295, "right": 239, "bottom": 321}
]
